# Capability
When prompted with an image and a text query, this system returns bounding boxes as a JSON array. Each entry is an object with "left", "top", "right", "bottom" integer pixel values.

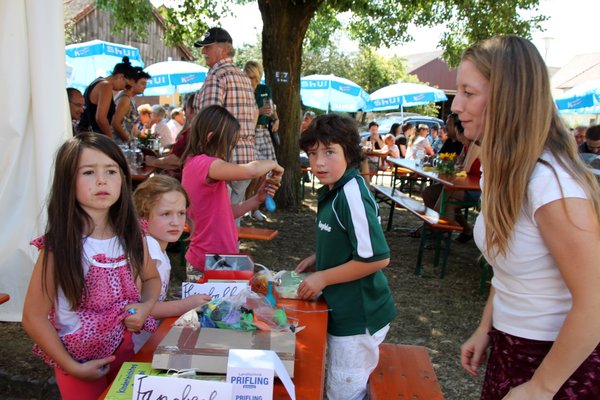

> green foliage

[
  {"left": 159, "top": 0, "right": 231, "bottom": 49},
  {"left": 304, "top": 4, "right": 342, "bottom": 51},
  {"left": 234, "top": 36, "right": 264, "bottom": 69},
  {"left": 304, "top": 0, "right": 545, "bottom": 67},
  {"left": 302, "top": 46, "right": 425, "bottom": 94},
  {"left": 438, "top": 0, "right": 547, "bottom": 66},
  {"left": 96, "top": 0, "right": 154, "bottom": 39}
]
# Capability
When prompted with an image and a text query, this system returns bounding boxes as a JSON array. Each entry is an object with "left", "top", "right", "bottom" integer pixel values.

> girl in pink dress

[
  {"left": 181, "top": 105, "right": 284, "bottom": 278},
  {"left": 22, "top": 132, "right": 162, "bottom": 400}
]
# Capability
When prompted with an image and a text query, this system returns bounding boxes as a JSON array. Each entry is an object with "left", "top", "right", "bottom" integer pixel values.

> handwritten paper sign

[
  {"left": 182, "top": 282, "right": 249, "bottom": 300},
  {"left": 227, "top": 349, "right": 296, "bottom": 400},
  {"left": 132, "top": 374, "right": 232, "bottom": 400}
]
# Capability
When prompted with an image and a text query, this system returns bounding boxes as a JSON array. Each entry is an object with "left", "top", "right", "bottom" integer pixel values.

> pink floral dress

[{"left": 30, "top": 236, "right": 156, "bottom": 367}]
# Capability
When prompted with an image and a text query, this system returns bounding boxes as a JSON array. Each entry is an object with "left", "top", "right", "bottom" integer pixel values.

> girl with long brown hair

[
  {"left": 181, "top": 105, "right": 283, "bottom": 280},
  {"left": 22, "top": 133, "right": 161, "bottom": 400}
]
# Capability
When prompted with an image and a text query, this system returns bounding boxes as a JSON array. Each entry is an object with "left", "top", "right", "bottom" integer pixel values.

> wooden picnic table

[
  {"left": 130, "top": 164, "right": 156, "bottom": 182},
  {"left": 387, "top": 157, "right": 481, "bottom": 214},
  {"left": 99, "top": 297, "right": 329, "bottom": 400}
]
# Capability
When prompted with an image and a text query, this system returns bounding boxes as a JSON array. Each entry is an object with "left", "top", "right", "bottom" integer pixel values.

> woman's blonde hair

[
  {"left": 243, "top": 61, "right": 263, "bottom": 82},
  {"left": 137, "top": 103, "right": 152, "bottom": 116},
  {"left": 463, "top": 35, "right": 600, "bottom": 259}
]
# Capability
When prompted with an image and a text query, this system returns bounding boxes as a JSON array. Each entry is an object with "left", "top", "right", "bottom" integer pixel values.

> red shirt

[{"left": 171, "top": 126, "right": 189, "bottom": 158}]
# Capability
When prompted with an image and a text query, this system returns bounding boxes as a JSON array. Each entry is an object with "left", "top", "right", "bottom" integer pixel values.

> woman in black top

[{"left": 78, "top": 57, "right": 135, "bottom": 138}]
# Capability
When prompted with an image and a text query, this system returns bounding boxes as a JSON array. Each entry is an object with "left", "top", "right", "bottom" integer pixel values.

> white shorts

[{"left": 326, "top": 324, "right": 390, "bottom": 400}]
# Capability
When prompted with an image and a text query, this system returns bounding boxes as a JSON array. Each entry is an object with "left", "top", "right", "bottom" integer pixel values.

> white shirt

[
  {"left": 152, "top": 120, "right": 175, "bottom": 147},
  {"left": 55, "top": 236, "right": 126, "bottom": 336},
  {"left": 133, "top": 235, "right": 171, "bottom": 352},
  {"left": 405, "top": 136, "right": 427, "bottom": 160},
  {"left": 474, "top": 151, "right": 588, "bottom": 340},
  {"left": 167, "top": 119, "right": 184, "bottom": 138}
]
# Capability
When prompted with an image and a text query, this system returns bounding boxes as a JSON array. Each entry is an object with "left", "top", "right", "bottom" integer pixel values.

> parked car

[{"left": 360, "top": 113, "right": 444, "bottom": 139}]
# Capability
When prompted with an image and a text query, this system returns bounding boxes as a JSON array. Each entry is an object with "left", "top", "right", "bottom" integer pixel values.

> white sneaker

[{"left": 252, "top": 210, "right": 267, "bottom": 221}]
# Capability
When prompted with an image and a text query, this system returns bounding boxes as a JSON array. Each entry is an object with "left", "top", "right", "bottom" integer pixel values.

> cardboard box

[
  {"left": 152, "top": 326, "right": 296, "bottom": 377},
  {"left": 105, "top": 361, "right": 228, "bottom": 400}
]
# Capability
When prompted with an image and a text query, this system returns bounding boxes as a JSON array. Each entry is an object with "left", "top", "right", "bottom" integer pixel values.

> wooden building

[
  {"left": 64, "top": 0, "right": 194, "bottom": 66},
  {"left": 403, "top": 51, "right": 456, "bottom": 119},
  {"left": 64, "top": 0, "right": 195, "bottom": 105}
]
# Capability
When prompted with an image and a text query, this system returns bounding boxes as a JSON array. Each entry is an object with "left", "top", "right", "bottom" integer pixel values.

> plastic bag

[
  {"left": 198, "top": 288, "right": 291, "bottom": 332},
  {"left": 274, "top": 271, "right": 311, "bottom": 299}
]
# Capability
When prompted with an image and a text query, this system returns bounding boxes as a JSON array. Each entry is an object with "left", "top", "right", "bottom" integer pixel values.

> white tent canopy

[{"left": 0, "top": 1, "right": 68, "bottom": 321}]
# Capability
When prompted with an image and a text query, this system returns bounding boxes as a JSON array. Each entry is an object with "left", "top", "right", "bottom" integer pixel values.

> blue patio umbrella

[
  {"left": 300, "top": 74, "right": 371, "bottom": 112},
  {"left": 65, "top": 40, "right": 144, "bottom": 92},
  {"left": 143, "top": 58, "right": 208, "bottom": 96},
  {"left": 555, "top": 80, "right": 600, "bottom": 114},
  {"left": 365, "top": 82, "right": 447, "bottom": 113}
]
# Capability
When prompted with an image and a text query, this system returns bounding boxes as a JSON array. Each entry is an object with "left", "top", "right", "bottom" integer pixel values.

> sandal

[{"left": 455, "top": 232, "right": 473, "bottom": 244}]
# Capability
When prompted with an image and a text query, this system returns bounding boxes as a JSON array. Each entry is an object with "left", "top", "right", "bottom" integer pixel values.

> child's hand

[
  {"left": 270, "top": 164, "right": 284, "bottom": 180},
  {"left": 186, "top": 294, "right": 213, "bottom": 311},
  {"left": 70, "top": 355, "right": 115, "bottom": 381},
  {"left": 123, "top": 302, "right": 152, "bottom": 332},
  {"left": 297, "top": 271, "right": 325, "bottom": 300},
  {"left": 258, "top": 175, "right": 282, "bottom": 202},
  {"left": 295, "top": 254, "right": 316, "bottom": 273}
]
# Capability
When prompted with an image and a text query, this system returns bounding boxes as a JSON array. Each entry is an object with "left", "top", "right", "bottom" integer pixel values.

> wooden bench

[
  {"left": 369, "top": 343, "right": 443, "bottom": 400},
  {"left": 0, "top": 293, "right": 9, "bottom": 305},
  {"left": 237, "top": 226, "right": 279, "bottom": 241},
  {"left": 179, "top": 225, "right": 279, "bottom": 265},
  {"left": 372, "top": 184, "right": 463, "bottom": 277}
]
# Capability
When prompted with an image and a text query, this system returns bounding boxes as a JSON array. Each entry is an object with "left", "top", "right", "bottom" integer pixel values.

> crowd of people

[{"left": 22, "top": 28, "right": 600, "bottom": 400}]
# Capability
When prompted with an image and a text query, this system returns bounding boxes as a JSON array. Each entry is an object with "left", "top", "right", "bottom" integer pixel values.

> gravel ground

[{"left": 0, "top": 186, "right": 488, "bottom": 399}]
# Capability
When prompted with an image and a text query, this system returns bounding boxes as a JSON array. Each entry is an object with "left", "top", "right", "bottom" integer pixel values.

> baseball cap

[{"left": 194, "top": 27, "right": 233, "bottom": 47}]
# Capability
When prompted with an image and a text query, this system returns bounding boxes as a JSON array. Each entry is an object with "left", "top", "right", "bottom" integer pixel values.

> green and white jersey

[{"left": 316, "top": 168, "right": 396, "bottom": 336}]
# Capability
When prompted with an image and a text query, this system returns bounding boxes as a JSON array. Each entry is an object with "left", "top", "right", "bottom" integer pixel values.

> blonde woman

[
  {"left": 243, "top": 60, "right": 278, "bottom": 221},
  {"left": 405, "top": 124, "right": 433, "bottom": 160},
  {"left": 456, "top": 36, "right": 600, "bottom": 399},
  {"left": 133, "top": 103, "right": 152, "bottom": 139}
]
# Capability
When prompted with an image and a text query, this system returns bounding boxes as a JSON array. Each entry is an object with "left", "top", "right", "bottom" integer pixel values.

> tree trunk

[{"left": 258, "top": 0, "right": 322, "bottom": 208}]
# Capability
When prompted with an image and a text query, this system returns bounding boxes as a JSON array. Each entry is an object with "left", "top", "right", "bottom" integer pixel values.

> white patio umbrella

[
  {"left": 65, "top": 39, "right": 144, "bottom": 92},
  {"left": 300, "top": 74, "right": 371, "bottom": 112},
  {"left": 143, "top": 58, "right": 208, "bottom": 96},
  {"left": 365, "top": 82, "right": 448, "bottom": 114}
]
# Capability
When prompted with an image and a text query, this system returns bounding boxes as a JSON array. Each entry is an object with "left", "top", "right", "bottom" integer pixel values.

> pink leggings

[{"left": 54, "top": 331, "right": 133, "bottom": 400}]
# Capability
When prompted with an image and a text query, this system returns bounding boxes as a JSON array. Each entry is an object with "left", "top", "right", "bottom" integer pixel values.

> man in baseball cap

[
  {"left": 193, "top": 27, "right": 258, "bottom": 221},
  {"left": 194, "top": 27, "right": 233, "bottom": 47}
]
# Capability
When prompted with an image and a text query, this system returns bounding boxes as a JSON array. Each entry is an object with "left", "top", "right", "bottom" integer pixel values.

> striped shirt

[{"left": 194, "top": 58, "right": 257, "bottom": 164}]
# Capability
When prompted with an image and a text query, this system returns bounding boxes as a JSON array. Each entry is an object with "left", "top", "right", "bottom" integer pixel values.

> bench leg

[
  {"left": 432, "top": 231, "right": 442, "bottom": 269},
  {"left": 415, "top": 228, "right": 428, "bottom": 276},
  {"left": 440, "top": 232, "right": 453, "bottom": 278},
  {"left": 386, "top": 200, "right": 396, "bottom": 232}
]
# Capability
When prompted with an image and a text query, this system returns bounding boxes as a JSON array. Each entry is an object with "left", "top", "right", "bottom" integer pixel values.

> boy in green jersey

[{"left": 296, "top": 114, "right": 397, "bottom": 400}]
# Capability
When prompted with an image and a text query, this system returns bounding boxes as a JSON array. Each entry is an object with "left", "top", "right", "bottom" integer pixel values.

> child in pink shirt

[{"left": 181, "top": 105, "right": 283, "bottom": 279}]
